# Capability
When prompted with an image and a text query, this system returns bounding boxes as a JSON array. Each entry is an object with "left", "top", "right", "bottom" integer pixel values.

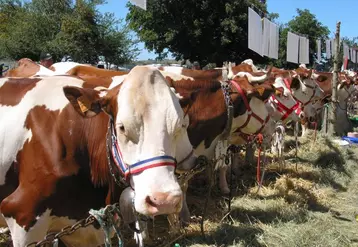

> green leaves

[
  {"left": 126, "top": 0, "right": 273, "bottom": 65},
  {"left": 268, "top": 9, "right": 329, "bottom": 68},
  {"left": 0, "top": 0, "right": 138, "bottom": 64}
]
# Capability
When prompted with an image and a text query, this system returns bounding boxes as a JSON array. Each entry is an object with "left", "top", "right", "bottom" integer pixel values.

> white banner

[
  {"left": 316, "top": 40, "right": 321, "bottom": 62},
  {"left": 287, "top": 32, "right": 299, "bottom": 64},
  {"left": 299, "top": 36, "right": 309, "bottom": 64},
  {"left": 248, "top": 7, "right": 263, "bottom": 56},
  {"left": 326, "top": 39, "right": 331, "bottom": 59},
  {"left": 129, "top": 0, "right": 146, "bottom": 10}
]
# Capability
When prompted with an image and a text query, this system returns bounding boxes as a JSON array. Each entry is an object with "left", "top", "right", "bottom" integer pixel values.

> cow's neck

[{"left": 75, "top": 112, "right": 121, "bottom": 204}]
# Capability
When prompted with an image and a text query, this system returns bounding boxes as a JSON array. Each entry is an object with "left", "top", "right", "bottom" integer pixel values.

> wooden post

[{"left": 327, "top": 21, "right": 341, "bottom": 136}]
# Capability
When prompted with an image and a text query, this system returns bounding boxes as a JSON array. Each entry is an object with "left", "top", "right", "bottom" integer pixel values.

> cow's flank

[{"left": 0, "top": 78, "right": 40, "bottom": 106}]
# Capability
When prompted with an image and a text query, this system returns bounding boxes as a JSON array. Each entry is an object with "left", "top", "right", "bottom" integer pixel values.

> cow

[
  {"left": 49, "top": 61, "right": 89, "bottom": 74},
  {"left": 0, "top": 66, "right": 196, "bottom": 247},
  {"left": 4, "top": 59, "right": 94, "bottom": 78},
  {"left": 310, "top": 70, "right": 356, "bottom": 135},
  {"left": 156, "top": 70, "right": 299, "bottom": 223},
  {"left": 4, "top": 58, "right": 56, "bottom": 77}
]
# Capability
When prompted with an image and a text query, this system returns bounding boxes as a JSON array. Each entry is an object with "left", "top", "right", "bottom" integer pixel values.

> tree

[
  {"left": 0, "top": 0, "right": 138, "bottom": 64},
  {"left": 271, "top": 9, "right": 330, "bottom": 69},
  {"left": 126, "top": 0, "right": 277, "bottom": 66},
  {"left": 96, "top": 12, "right": 140, "bottom": 65}
]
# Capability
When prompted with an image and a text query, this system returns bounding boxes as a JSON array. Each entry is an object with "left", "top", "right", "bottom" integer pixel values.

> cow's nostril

[{"left": 145, "top": 196, "right": 157, "bottom": 207}]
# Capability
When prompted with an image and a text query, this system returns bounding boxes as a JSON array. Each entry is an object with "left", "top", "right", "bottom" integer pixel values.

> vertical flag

[
  {"left": 287, "top": 32, "right": 299, "bottom": 63},
  {"left": 248, "top": 7, "right": 263, "bottom": 56},
  {"left": 316, "top": 40, "right": 321, "bottom": 62}
]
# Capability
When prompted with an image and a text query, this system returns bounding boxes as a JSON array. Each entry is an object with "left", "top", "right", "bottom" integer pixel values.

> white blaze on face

[
  {"left": 112, "top": 66, "right": 191, "bottom": 215},
  {"left": 301, "top": 77, "right": 324, "bottom": 101},
  {"left": 273, "top": 77, "right": 292, "bottom": 97},
  {"left": 0, "top": 76, "right": 84, "bottom": 186}
]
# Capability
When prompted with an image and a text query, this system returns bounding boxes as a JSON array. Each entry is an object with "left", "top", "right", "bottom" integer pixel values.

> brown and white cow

[
  {"left": 310, "top": 70, "right": 356, "bottom": 135},
  {"left": 4, "top": 58, "right": 56, "bottom": 77},
  {"left": 0, "top": 66, "right": 196, "bottom": 246},
  {"left": 4, "top": 59, "right": 93, "bottom": 78},
  {"left": 155, "top": 70, "right": 283, "bottom": 222},
  {"left": 49, "top": 61, "right": 90, "bottom": 74}
]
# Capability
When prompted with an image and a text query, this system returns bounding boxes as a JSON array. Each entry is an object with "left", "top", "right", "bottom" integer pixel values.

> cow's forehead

[
  {"left": 121, "top": 66, "right": 171, "bottom": 90},
  {"left": 109, "top": 66, "right": 178, "bottom": 115}
]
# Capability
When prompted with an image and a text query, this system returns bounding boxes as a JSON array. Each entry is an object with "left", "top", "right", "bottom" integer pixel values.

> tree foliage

[
  {"left": 0, "top": 0, "right": 138, "bottom": 64},
  {"left": 126, "top": 0, "right": 274, "bottom": 66},
  {"left": 270, "top": 9, "right": 330, "bottom": 69}
]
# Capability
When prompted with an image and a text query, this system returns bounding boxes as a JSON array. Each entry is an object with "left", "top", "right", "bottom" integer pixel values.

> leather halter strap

[
  {"left": 268, "top": 94, "right": 301, "bottom": 121},
  {"left": 230, "top": 79, "right": 270, "bottom": 132},
  {"left": 108, "top": 120, "right": 177, "bottom": 183}
]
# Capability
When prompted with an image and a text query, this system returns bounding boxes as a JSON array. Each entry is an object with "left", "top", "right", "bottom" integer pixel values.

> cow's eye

[{"left": 117, "top": 123, "right": 125, "bottom": 133}]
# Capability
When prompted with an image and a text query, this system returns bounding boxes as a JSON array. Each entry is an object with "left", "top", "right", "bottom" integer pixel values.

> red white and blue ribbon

[{"left": 109, "top": 122, "right": 176, "bottom": 181}]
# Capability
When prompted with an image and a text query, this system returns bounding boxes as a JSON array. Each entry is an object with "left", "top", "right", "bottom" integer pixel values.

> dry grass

[
  {"left": 170, "top": 131, "right": 358, "bottom": 247},
  {"left": 2, "top": 131, "right": 358, "bottom": 247}
]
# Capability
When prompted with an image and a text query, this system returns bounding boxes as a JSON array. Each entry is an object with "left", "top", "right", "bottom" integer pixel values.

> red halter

[
  {"left": 230, "top": 80, "right": 270, "bottom": 136},
  {"left": 267, "top": 94, "right": 302, "bottom": 121}
]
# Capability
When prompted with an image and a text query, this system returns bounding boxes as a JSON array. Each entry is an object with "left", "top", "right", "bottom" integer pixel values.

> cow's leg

[
  {"left": 0, "top": 213, "right": 9, "bottom": 234},
  {"left": 219, "top": 165, "right": 230, "bottom": 194},
  {"left": 4, "top": 210, "right": 51, "bottom": 247},
  {"left": 245, "top": 144, "right": 255, "bottom": 165},
  {"left": 301, "top": 122, "right": 308, "bottom": 137},
  {"left": 179, "top": 190, "right": 190, "bottom": 224}
]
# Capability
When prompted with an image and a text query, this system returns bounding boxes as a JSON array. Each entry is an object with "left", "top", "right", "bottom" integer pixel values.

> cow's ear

[
  {"left": 291, "top": 76, "right": 301, "bottom": 90},
  {"left": 315, "top": 75, "right": 328, "bottom": 82},
  {"left": 178, "top": 89, "right": 199, "bottom": 109},
  {"left": 63, "top": 86, "right": 108, "bottom": 118}
]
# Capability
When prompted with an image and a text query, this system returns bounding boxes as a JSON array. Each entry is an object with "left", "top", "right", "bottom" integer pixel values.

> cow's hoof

[{"left": 220, "top": 186, "right": 230, "bottom": 194}]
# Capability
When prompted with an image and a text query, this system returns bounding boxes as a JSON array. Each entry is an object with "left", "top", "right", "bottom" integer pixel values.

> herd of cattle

[{"left": 0, "top": 58, "right": 357, "bottom": 246}]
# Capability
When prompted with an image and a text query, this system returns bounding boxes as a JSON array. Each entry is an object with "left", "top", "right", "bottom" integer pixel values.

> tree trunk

[{"left": 327, "top": 21, "right": 341, "bottom": 137}]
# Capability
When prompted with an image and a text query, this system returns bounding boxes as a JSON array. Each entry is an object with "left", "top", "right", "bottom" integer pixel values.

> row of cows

[{"left": 0, "top": 58, "right": 356, "bottom": 246}]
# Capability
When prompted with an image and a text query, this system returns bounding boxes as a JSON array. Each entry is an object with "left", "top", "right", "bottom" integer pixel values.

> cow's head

[
  {"left": 266, "top": 76, "right": 304, "bottom": 122},
  {"left": 338, "top": 78, "right": 356, "bottom": 102},
  {"left": 63, "top": 66, "right": 196, "bottom": 216},
  {"left": 292, "top": 69, "right": 324, "bottom": 102}
]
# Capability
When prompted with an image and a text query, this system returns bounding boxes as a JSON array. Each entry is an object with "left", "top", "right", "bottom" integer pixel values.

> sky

[{"left": 97, "top": 0, "right": 358, "bottom": 61}]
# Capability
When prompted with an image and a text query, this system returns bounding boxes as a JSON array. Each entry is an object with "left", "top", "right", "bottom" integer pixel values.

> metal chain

[
  {"left": 221, "top": 83, "right": 234, "bottom": 107},
  {"left": 26, "top": 203, "right": 120, "bottom": 247}
]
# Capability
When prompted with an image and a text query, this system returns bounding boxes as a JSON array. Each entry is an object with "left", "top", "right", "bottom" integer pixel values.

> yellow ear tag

[
  {"left": 257, "top": 87, "right": 265, "bottom": 96},
  {"left": 77, "top": 95, "right": 90, "bottom": 113}
]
